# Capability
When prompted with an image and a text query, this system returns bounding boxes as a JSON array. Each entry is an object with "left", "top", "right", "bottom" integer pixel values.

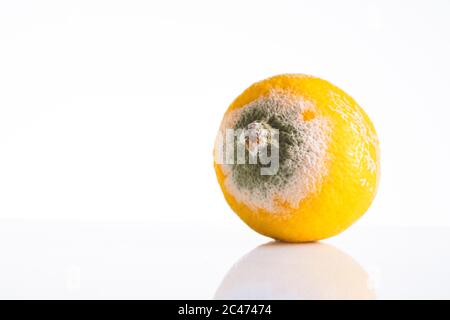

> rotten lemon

[{"left": 214, "top": 74, "right": 380, "bottom": 242}]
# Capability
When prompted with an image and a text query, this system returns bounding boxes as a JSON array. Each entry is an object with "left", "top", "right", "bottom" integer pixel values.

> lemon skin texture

[{"left": 214, "top": 74, "right": 380, "bottom": 242}]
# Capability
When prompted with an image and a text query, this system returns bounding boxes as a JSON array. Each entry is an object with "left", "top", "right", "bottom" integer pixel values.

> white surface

[{"left": 0, "top": 221, "right": 448, "bottom": 299}]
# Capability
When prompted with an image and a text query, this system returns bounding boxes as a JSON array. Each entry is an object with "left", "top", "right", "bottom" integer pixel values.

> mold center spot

[{"left": 245, "top": 121, "right": 276, "bottom": 156}]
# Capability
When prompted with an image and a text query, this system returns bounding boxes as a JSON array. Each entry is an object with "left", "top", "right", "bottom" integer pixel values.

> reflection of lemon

[
  {"left": 214, "top": 242, "right": 376, "bottom": 300},
  {"left": 214, "top": 74, "right": 380, "bottom": 242}
]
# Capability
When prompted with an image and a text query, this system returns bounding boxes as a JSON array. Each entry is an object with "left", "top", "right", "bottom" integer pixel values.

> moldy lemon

[{"left": 214, "top": 74, "right": 380, "bottom": 242}]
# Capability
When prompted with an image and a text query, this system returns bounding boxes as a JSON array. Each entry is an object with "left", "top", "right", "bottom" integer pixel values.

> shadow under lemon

[{"left": 214, "top": 242, "right": 375, "bottom": 300}]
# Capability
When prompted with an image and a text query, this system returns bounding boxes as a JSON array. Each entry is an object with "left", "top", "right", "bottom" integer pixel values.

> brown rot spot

[{"left": 302, "top": 110, "right": 316, "bottom": 121}]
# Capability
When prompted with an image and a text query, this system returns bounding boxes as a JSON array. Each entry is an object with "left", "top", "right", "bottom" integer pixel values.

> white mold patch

[{"left": 214, "top": 90, "right": 330, "bottom": 214}]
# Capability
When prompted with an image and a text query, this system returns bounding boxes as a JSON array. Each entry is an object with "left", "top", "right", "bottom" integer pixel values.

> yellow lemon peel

[{"left": 214, "top": 74, "right": 380, "bottom": 242}]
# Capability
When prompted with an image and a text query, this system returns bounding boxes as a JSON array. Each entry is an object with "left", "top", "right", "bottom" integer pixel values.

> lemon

[{"left": 214, "top": 74, "right": 380, "bottom": 242}]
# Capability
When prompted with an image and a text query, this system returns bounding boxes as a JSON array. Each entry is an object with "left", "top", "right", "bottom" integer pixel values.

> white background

[
  {"left": 1, "top": 0, "right": 450, "bottom": 300},
  {"left": 1, "top": 0, "right": 449, "bottom": 227}
]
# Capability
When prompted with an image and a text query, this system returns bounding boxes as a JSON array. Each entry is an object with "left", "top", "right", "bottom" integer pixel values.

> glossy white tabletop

[{"left": 0, "top": 221, "right": 448, "bottom": 299}]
